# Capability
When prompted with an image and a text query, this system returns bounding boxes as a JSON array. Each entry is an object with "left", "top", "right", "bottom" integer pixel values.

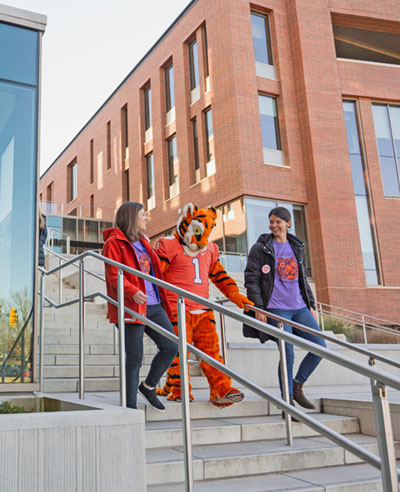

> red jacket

[{"left": 102, "top": 228, "right": 172, "bottom": 324}]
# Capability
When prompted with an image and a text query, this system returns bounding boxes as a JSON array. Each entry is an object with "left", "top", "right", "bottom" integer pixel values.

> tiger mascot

[{"left": 155, "top": 202, "right": 253, "bottom": 407}]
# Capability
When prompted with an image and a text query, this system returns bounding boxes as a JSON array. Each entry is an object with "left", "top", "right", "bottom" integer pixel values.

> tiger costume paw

[{"left": 209, "top": 388, "right": 244, "bottom": 408}]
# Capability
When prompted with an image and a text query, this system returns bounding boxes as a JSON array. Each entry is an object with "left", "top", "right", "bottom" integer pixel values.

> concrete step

[
  {"left": 147, "top": 461, "right": 386, "bottom": 491},
  {"left": 145, "top": 433, "right": 399, "bottom": 485},
  {"left": 41, "top": 377, "right": 120, "bottom": 392},
  {"left": 145, "top": 413, "right": 359, "bottom": 449}
]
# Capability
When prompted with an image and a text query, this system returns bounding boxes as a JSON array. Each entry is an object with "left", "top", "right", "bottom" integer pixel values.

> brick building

[{"left": 39, "top": 0, "right": 400, "bottom": 321}]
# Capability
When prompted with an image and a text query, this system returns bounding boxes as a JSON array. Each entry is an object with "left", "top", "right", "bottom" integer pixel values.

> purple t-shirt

[
  {"left": 132, "top": 241, "right": 160, "bottom": 305},
  {"left": 267, "top": 240, "right": 306, "bottom": 310}
]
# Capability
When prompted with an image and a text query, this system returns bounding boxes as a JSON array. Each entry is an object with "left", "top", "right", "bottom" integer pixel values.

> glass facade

[
  {"left": 144, "top": 85, "right": 152, "bottom": 130},
  {"left": 372, "top": 103, "right": 400, "bottom": 197},
  {"left": 0, "top": 21, "right": 40, "bottom": 384},
  {"left": 189, "top": 38, "right": 199, "bottom": 90},
  {"left": 168, "top": 136, "right": 178, "bottom": 186},
  {"left": 204, "top": 108, "right": 214, "bottom": 162},
  {"left": 146, "top": 153, "right": 155, "bottom": 200},
  {"left": 165, "top": 64, "right": 174, "bottom": 112},
  {"left": 343, "top": 101, "right": 380, "bottom": 285}
]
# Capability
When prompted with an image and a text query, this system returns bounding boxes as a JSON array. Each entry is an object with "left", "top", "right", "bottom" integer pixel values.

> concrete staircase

[{"left": 143, "top": 393, "right": 399, "bottom": 490}]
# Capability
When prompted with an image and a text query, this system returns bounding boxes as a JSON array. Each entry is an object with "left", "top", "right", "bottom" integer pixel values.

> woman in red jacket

[{"left": 103, "top": 202, "right": 177, "bottom": 412}]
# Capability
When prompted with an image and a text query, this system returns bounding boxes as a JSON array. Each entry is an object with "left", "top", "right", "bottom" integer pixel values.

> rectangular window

[
  {"left": 258, "top": 94, "right": 281, "bottom": 151},
  {"left": 192, "top": 118, "right": 199, "bottom": 171},
  {"left": 144, "top": 85, "right": 152, "bottom": 130},
  {"left": 344, "top": 101, "right": 381, "bottom": 285},
  {"left": 124, "top": 169, "right": 130, "bottom": 201},
  {"left": 146, "top": 153, "right": 155, "bottom": 200},
  {"left": 203, "top": 26, "right": 209, "bottom": 77},
  {"left": 89, "top": 139, "right": 94, "bottom": 184},
  {"left": 204, "top": 108, "right": 214, "bottom": 162},
  {"left": 372, "top": 103, "right": 400, "bottom": 197},
  {"left": 121, "top": 104, "right": 128, "bottom": 157},
  {"left": 165, "top": 64, "right": 175, "bottom": 112},
  {"left": 90, "top": 194, "right": 94, "bottom": 218},
  {"left": 251, "top": 12, "right": 273, "bottom": 65},
  {"left": 168, "top": 136, "right": 178, "bottom": 186},
  {"left": 106, "top": 121, "right": 111, "bottom": 170},
  {"left": 46, "top": 182, "right": 53, "bottom": 203},
  {"left": 67, "top": 160, "right": 77, "bottom": 202},
  {"left": 189, "top": 38, "right": 199, "bottom": 90}
]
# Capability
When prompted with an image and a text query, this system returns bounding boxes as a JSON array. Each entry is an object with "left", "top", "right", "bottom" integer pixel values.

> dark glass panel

[
  {"left": 251, "top": 13, "right": 271, "bottom": 65},
  {"left": 379, "top": 156, "right": 400, "bottom": 196},
  {"left": 349, "top": 154, "right": 366, "bottom": 196}
]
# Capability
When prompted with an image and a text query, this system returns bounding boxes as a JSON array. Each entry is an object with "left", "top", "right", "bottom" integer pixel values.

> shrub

[{"left": 0, "top": 401, "right": 29, "bottom": 414}]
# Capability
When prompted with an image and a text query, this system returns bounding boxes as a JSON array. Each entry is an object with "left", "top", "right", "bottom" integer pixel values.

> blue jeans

[
  {"left": 122, "top": 304, "right": 177, "bottom": 409},
  {"left": 268, "top": 306, "right": 326, "bottom": 397}
]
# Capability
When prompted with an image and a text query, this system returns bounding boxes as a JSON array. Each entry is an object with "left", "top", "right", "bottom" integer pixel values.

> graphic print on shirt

[
  {"left": 138, "top": 252, "right": 151, "bottom": 274},
  {"left": 276, "top": 257, "right": 298, "bottom": 281}
]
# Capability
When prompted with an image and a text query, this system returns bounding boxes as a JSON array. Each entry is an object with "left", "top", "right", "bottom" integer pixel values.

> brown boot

[
  {"left": 293, "top": 381, "right": 315, "bottom": 409},
  {"left": 281, "top": 398, "right": 299, "bottom": 422}
]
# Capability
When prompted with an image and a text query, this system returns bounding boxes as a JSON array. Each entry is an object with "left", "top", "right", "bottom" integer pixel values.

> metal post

[
  {"left": 78, "top": 258, "right": 85, "bottom": 399},
  {"left": 39, "top": 273, "right": 45, "bottom": 392},
  {"left": 219, "top": 312, "right": 227, "bottom": 364},
  {"left": 177, "top": 297, "right": 194, "bottom": 492},
  {"left": 278, "top": 321, "right": 293, "bottom": 446},
  {"left": 66, "top": 236, "right": 70, "bottom": 255},
  {"left": 362, "top": 315, "right": 368, "bottom": 343},
  {"left": 117, "top": 269, "right": 127, "bottom": 407},
  {"left": 59, "top": 258, "right": 63, "bottom": 304},
  {"left": 319, "top": 304, "right": 325, "bottom": 331},
  {"left": 21, "top": 327, "right": 25, "bottom": 383},
  {"left": 370, "top": 380, "right": 399, "bottom": 491}
]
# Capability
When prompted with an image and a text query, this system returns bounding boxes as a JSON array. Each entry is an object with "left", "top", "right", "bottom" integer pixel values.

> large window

[
  {"left": 189, "top": 38, "right": 199, "bottom": 91},
  {"left": 344, "top": 101, "right": 380, "bottom": 285},
  {"left": 67, "top": 160, "right": 77, "bottom": 202},
  {"left": 121, "top": 104, "right": 128, "bottom": 159},
  {"left": 203, "top": 26, "right": 209, "bottom": 78},
  {"left": 192, "top": 118, "right": 200, "bottom": 178},
  {"left": 165, "top": 64, "right": 175, "bottom": 113},
  {"left": 372, "top": 103, "right": 400, "bottom": 197},
  {"left": 251, "top": 12, "right": 273, "bottom": 65}
]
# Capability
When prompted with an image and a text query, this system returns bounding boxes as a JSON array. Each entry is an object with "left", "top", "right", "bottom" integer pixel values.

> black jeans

[{"left": 123, "top": 303, "right": 177, "bottom": 409}]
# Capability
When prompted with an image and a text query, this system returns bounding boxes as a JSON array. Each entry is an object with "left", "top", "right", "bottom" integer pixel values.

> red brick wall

[{"left": 40, "top": 0, "right": 400, "bottom": 321}]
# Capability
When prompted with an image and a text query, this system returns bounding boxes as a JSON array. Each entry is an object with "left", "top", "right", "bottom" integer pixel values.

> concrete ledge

[{"left": 0, "top": 393, "right": 145, "bottom": 492}]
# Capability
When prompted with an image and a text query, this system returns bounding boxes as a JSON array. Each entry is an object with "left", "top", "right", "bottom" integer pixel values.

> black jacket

[{"left": 243, "top": 233, "right": 315, "bottom": 343}]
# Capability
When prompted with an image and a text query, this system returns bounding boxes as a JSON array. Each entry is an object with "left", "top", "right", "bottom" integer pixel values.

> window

[
  {"left": 372, "top": 104, "right": 400, "bottom": 197},
  {"left": 106, "top": 121, "right": 111, "bottom": 170},
  {"left": 189, "top": 38, "right": 199, "bottom": 90},
  {"left": 344, "top": 101, "right": 380, "bottom": 285},
  {"left": 121, "top": 104, "right": 128, "bottom": 158},
  {"left": 258, "top": 95, "right": 281, "bottom": 150},
  {"left": 203, "top": 26, "right": 209, "bottom": 78},
  {"left": 165, "top": 64, "right": 175, "bottom": 113},
  {"left": 334, "top": 26, "right": 400, "bottom": 66},
  {"left": 67, "top": 160, "right": 77, "bottom": 202},
  {"left": 89, "top": 138, "right": 94, "bottom": 184},
  {"left": 90, "top": 194, "right": 94, "bottom": 218},
  {"left": 192, "top": 118, "right": 200, "bottom": 171},
  {"left": 146, "top": 153, "right": 155, "bottom": 209},
  {"left": 46, "top": 182, "right": 53, "bottom": 203},
  {"left": 168, "top": 136, "right": 178, "bottom": 187},
  {"left": 251, "top": 12, "right": 273, "bottom": 65},
  {"left": 144, "top": 85, "right": 152, "bottom": 130},
  {"left": 204, "top": 108, "right": 214, "bottom": 162},
  {"left": 124, "top": 169, "right": 130, "bottom": 201}
]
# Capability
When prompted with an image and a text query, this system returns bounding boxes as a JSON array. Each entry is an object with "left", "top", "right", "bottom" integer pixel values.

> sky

[{"left": 4, "top": 0, "right": 191, "bottom": 174}]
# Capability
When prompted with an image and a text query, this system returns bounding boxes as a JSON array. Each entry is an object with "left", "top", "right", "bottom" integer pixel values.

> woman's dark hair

[
  {"left": 269, "top": 206, "right": 291, "bottom": 222},
  {"left": 115, "top": 201, "right": 144, "bottom": 242}
]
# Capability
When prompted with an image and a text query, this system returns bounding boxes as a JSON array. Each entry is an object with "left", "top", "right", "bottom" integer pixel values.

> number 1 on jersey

[{"left": 192, "top": 257, "right": 202, "bottom": 284}]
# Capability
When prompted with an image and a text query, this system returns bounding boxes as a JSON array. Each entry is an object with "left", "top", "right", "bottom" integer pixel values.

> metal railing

[
  {"left": 316, "top": 301, "right": 400, "bottom": 343},
  {"left": 38, "top": 250, "right": 400, "bottom": 492}
]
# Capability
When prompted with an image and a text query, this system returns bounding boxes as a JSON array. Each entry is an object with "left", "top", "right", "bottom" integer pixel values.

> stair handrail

[
  {"left": 38, "top": 250, "right": 400, "bottom": 491},
  {"left": 317, "top": 301, "right": 399, "bottom": 327}
]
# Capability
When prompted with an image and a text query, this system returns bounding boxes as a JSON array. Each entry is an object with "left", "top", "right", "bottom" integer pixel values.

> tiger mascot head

[{"left": 175, "top": 202, "right": 217, "bottom": 252}]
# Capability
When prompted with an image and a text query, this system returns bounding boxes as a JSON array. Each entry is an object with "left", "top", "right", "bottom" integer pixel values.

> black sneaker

[{"left": 138, "top": 383, "right": 166, "bottom": 413}]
